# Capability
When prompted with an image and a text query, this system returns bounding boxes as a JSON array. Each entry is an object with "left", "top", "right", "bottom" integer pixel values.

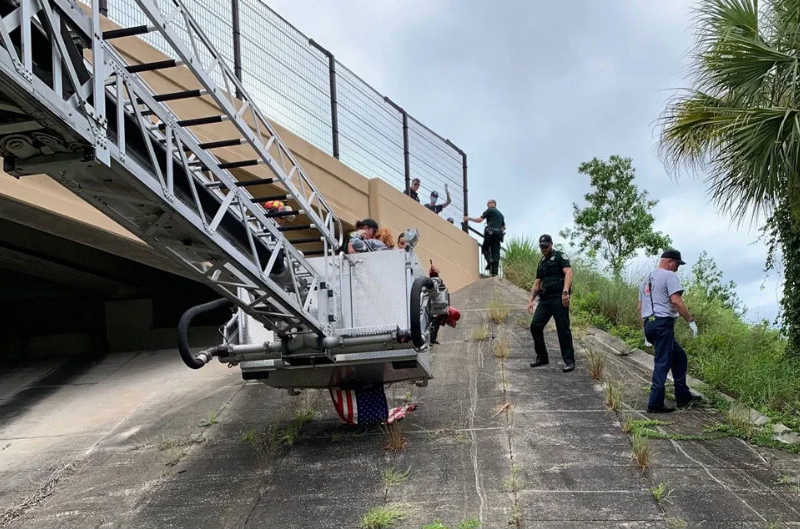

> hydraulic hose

[{"left": 177, "top": 298, "right": 232, "bottom": 369}]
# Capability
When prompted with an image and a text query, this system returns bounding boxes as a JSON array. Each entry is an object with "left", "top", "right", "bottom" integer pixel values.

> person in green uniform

[
  {"left": 464, "top": 199, "right": 505, "bottom": 276},
  {"left": 527, "top": 234, "right": 575, "bottom": 372}
]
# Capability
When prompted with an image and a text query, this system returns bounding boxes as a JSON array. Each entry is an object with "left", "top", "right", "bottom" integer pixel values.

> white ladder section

[{"left": 0, "top": 0, "right": 343, "bottom": 337}]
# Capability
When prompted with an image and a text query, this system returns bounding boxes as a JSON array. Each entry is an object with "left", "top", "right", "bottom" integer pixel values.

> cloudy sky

[{"left": 267, "top": 0, "right": 783, "bottom": 322}]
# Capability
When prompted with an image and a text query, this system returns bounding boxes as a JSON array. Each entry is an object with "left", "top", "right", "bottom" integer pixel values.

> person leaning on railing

[{"left": 464, "top": 199, "right": 505, "bottom": 276}]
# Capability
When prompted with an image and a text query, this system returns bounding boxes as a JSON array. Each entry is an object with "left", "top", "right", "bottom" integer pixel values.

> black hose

[{"left": 177, "top": 298, "right": 232, "bottom": 369}]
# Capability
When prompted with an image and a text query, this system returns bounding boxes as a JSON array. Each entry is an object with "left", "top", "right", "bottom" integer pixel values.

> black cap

[
  {"left": 539, "top": 234, "right": 553, "bottom": 244},
  {"left": 361, "top": 218, "right": 378, "bottom": 230},
  {"left": 661, "top": 249, "right": 685, "bottom": 265},
  {"left": 431, "top": 190, "right": 439, "bottom": 198}
]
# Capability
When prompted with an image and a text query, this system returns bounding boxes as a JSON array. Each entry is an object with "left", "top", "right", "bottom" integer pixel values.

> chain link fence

[{"left": 106, "top": 0, "right": 468, "bottom": 223}]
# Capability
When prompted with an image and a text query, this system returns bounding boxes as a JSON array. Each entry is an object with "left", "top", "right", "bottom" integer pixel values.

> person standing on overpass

[
  {"left": 464, "top": 199, "right": 505, "bottom": 276},
  {"left": 425, "top": 184, "right": 452, "bottom": 216},
  {"left": 527, "top": 234, "right": 575, "bottom": 372}
]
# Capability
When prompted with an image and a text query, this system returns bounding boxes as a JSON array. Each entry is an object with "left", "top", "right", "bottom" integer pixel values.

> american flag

[{"left": 329, "top": 385, "right": 388, "bottom": 425}]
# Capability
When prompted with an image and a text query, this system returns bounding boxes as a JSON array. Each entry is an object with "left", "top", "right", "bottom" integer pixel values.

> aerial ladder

[{"left": 0, "top": 0, "right": 456, "bottom": 396}]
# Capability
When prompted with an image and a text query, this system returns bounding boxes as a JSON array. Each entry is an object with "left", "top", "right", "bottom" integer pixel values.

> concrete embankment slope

[{"left": 2, "top": 278, "right": 798, "bottom": 528}]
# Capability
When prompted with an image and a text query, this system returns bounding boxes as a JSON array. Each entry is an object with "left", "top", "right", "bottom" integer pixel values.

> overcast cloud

[{"left": 267, "top": 0, "right": 783, "bottom": 322}]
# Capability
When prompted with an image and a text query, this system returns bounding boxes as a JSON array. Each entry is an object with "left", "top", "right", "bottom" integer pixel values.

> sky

[{"left": 266, "top": 0, "right": 783, "bottom": 323}]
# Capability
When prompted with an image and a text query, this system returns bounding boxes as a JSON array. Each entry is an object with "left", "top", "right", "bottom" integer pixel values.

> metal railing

[{"left": 105, "top": 0, "right": 469, "bottom": 227}]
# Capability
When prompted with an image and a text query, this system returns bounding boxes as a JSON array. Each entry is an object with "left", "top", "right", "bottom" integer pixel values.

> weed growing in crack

[
  {"left": 493, "top": 333, "right": 510, "bottom": 359},
  {"left": 665, "top": 517, "right": 687, "bottom": 529},
  {"left": 277, "top": 408, "right": 314, "bottom": 446},
  {"left": 381, "top": 422, "right": 406, "bottom": 452},
  {"left": 488, "top": 297, "right": 509, "bottom": 324},
  {"left": 199, "top": 411, "right": 218, "bottom": 427},
  {"left": 471, "top": 325, "right": 490, "bottom": 341},
  {"left": 585, "top": 348, "right": 605, "bottom": 380},
  {"left": 422, "top": 520, "right": 480, "bottom": 529},
  {"left": 507, "top": 503, "right": 523, "bottom": 528},
  {"left": 502, "top": 465, "right": 523, "bottom": 492},
  {"left": 359, "top": 504, "right": 409, "bottom": 529},
  {"left": 725, "top": 404, "right": 756, "bottom": 436},
  {"left": 514, "top": 314, "right": 531, "bottom": 328},
  {"left": 622, "top": 415, "right": 634, "bottom": 434},
  {"left": 632, "top": 433, "right": 650, "bottom": 469},
  {"left": 382, "top": 467, "right": 411, "bottom": 489},
  {"left": 604, "top": 381, "right": 622, "bottom": 411},
  {"left": 650, "top": 481, "right": 673, "bottom": 503}
]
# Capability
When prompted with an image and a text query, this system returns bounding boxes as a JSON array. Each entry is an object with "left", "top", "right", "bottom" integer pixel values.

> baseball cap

[
  {"left": 431, "top": 190, "right": 439, "bottom": 198},
  {"left": 661, "top": 249, "right": 685, "bottom": 265},
  {"left": 539, "top": 234, "right": 553, "bottom": 245}
]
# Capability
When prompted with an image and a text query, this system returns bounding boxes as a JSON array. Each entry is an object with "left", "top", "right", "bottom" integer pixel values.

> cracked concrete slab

[{"left": 1, "top": 277, "right": 798, "bottom": 528}]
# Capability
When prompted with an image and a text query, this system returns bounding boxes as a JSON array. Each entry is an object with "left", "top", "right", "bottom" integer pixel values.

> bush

[{"left": 501, "top": 236, "right": 800, "bottom": 430}]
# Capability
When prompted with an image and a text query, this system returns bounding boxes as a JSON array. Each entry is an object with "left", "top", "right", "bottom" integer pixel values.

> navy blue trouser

[
  {"left": 531, "top": 297, "right": 575, "bottom": 364},
  {"left": 644, "top": 317, "right": 691, "bottom": 409}
]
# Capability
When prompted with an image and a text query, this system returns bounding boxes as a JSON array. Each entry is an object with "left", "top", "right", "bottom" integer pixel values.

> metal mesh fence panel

[{"left": 106, "top": 0, "right": 466, "bottom": 219}]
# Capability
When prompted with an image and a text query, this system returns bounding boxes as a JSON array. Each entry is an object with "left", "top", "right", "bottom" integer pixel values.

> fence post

[
  {"left": 309, "top": 39, "right": 339, "bottom": 159},
  {"left": 99, "top": 0, "right": 107, "bottom": 16},
  {"left": 384, "top": 97, "right": 410, "bottom": 194},
  {"left": 231, "top": 0, "right": 243, "bottom": 98},
  {"left": 446, "top": 139, "right": 468, "bottom": 233}
]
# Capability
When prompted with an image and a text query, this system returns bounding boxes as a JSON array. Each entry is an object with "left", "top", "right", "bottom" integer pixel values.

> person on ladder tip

[
  {"left": 464, "top": 199, "right": 505, "bottom": 276},
  {"left": 528, "top": 234, "right": 575, "bottom": 372}
]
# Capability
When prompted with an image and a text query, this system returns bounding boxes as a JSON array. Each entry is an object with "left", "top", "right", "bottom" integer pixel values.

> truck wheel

[{"left": 410, "top": 276, "right": 434, "bottom": 348}]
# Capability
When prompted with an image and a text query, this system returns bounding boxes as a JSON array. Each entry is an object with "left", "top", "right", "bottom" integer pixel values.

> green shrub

[{"left": 502, "top": 235, "right": 800, "bottom": 430}]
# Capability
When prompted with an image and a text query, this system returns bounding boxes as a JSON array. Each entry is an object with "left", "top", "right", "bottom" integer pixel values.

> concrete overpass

[{"left": 0, "top": 11, "right": 479, "bottom": 358}]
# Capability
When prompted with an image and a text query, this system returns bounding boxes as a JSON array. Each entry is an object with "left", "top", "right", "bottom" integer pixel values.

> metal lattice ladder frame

[{"left": 0, "top": 0, "right": 344, "bottom": 336}]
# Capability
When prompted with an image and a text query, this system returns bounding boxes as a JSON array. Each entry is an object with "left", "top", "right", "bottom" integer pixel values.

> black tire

[{"left": 410, "top": 276, "right": 434, "bottom": 349}]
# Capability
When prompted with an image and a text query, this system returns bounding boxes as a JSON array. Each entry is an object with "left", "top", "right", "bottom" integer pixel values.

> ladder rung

[
  {"left": 126, "top": 59, "right": 179, "bottom": 73},
  {"left": 138, "top": 89, "right": 204, "bottom": 103},
  {"left": 251, "top": 194, "right": 288, "bottom": 202},
  {"left": 235, "top": 178, "right": 274, "bottom": 187},
  {"left": 289, "top": 237, "right": 322, "bottom": 244},
  {"left": 278, "top": 224, "right": 311, "bottom": 232},
  {"left": 264, "top": 210, "right": 299, "bottom": 218},
  {"left": 103, "top": 25, "right": 153, "bottom": 40},
  {"left": 219, "top": 159, "right": 260, "bottom": 170},
  {"left": 158, "top": 115, "right": 224, "bottom": 129},
  {"left": 199, "top": 138, "right": 244, "bottom": 149}
]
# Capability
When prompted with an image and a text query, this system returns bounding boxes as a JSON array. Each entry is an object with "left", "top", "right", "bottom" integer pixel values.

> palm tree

[{"left": 660, "top": 0, "right": 800, "bottom": 352}]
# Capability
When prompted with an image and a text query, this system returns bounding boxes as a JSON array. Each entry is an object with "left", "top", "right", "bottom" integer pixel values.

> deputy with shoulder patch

[{"left": 527, "top": 234, "right": 575, "bottom": 372}]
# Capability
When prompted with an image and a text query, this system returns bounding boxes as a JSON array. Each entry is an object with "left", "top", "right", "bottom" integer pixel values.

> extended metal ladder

[{"left": 0, "top": 0, "right": 344, "bottom": 337}]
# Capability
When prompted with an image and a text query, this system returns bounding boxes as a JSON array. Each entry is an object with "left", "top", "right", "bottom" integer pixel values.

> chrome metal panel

[{"left": 347, "top": 250, "right": 409, "bottom": 330}]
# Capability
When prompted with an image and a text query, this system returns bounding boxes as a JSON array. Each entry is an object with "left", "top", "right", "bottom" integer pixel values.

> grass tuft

[
  {"left": 502, "top": 465, "right": 523, "bottom": 492},
  {"left": 665, "top": 517, "right": 687, "bottom": 529},
  {"left": 493, "top": 333, "right": 510, "bottom": 359},
  {"left": 604, "top": 381, "right": 622, "bottom": 411},
  {"left": 632, "top": 432, "right": 650, "bottom": 469},
  {"left": 471, "top": 325, "right": 489, "bottom": 341},
  {"left": 381, "top": 422, "right": 406, "bottom": 452},
  {"left": 488, "top": 297, "right": 509, "bottom": 324},
  {"left": 650, "top": 481, "right": 673, "bottom": 503},
  {"left": 360, "top": 504, "right": 408, "bottom": 529},
  {"left": 585, "top": 347, "right": 605, "bottom": 380},
  {"left": 382, "top": 467, "right": 411, "bottom": 488}
]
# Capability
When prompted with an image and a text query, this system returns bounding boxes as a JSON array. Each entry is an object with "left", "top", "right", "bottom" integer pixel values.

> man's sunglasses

[{"left": 539, "top": 243, "right": 551, "bottom": 249}]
